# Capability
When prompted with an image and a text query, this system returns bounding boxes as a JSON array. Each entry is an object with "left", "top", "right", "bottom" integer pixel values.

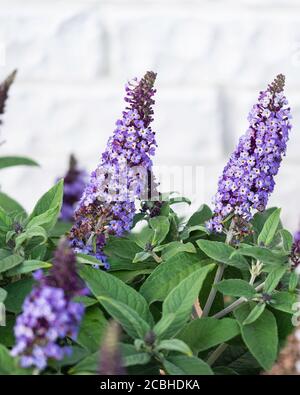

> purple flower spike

[
  {"left": 11, "top": 239, "right": 86, "bottom": 370},
  {"left": 69, "top": 71, "right": 157, "bottom": 267},
  {"left": 207, "top": 74, "right": 291, "bottom": 233},
  {"left": 58, "top": 154, "right": 87, "bottom": 222}
]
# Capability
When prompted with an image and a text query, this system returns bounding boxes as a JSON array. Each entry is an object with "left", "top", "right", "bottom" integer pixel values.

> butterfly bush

[
  {"left": 69, "top": 71, "right": 157, "bottom": 267},
  {"left": 11, "top": 240, "right": 86, "bottom": 370},
  {"left": 58, "top": 154, "right": 87, "bottom": 222},
  {"left": 207, "top": 74, "right": 292, "bottom": 233}
]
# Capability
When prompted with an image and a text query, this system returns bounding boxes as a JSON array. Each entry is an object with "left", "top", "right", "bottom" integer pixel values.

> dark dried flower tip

[
  {"left": 99, "top": 321, "right": 126, "bottom": 375},
  {"left": 269, "top": 74, "right": 285, "bottom": 93},
  {"left": 144, "top": 330, "right": 156, "bottom": 347},
  {"left": 0, "top": 69, "right": 17, "bottom": 118},
  {"left": 262, "top": 293, "right": 273, "bottom": 303},
  {"left": 58, "top": 154, "right": 87, "bottom": 222}
]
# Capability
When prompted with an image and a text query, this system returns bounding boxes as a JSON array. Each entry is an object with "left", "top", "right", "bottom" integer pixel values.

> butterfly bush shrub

[{"left": 0, "top": 73, "right": 299, "bottom": 376}]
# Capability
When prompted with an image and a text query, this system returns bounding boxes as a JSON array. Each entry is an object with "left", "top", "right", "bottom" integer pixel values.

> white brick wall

[{"left": 1, "top": 0, "right": 300, "bottom": 231}]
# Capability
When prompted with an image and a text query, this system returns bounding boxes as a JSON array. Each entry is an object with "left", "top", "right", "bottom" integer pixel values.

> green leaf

[
  {"left": 196, "top": 240, "right": 248, "bottom": 271},
  {"left": 215, "top": 279, "right": 256, "bottom": 299},
  {"left": 5, "top": 259, "right": 51, "bottom": 277},
  {"left": 79, "top": 266, "right": 153, "bottom": 325},
  {"left": 232, "top": 245, "right": 284, "bottom": 266},
  {"left": 0, "top": 287, "right": 7, "bottom": 303},
  {"left": 0, "top": 314, "right": 15, "bottom": 347},
  {"left": 234, "top": 304, "right": 278, "bottom": 370},
  {"left": 0, "top": 156, "right": 39, "bottom": 170},
  {"left": 270, "top": 291, "right": 298, "bottom": 314},
  {"left": 177, "top": 317, "right": 240, "bottom": 353},
  {"left": 186, "top": 204, "right": 212, "bottom": 227},
  {"left": 104, "top": 238, "right": 142, "bottom": 261},
  {"left": 155, "top": 264, "right": 214, "bottom": 339},
  {"left": 140, "top": 253, "right": 210, "bottom": 304},
  {"left": 149, "top": 216, "right": 170, "bottom": 245},
  {"left": 169, "top": 196, "right": 191, "bottom": 205},
  {"left": 129, "top": 226, "right": 154, "bottom": 249},
  {"left": 289, "top": 272, "right": 299, "bottom": 292},
  {"left": 26, "top": 206, "right": 60, "bottom": 233},
  {"left": 4, "top": 278, "right": 35, "bottom": 313},
  {"left": 243, "top": 303, "right": 266, "bottom": 325},
  {"left": 164, "top": 356, "right": 213, "bottom": 375},
  {"left": 0, "top": 344, "right": 32, "bottom": 375},
  {"left": 77, "top": 306, "right": 107, "bottom": 353},
  {"left": 112, "top": 269, "right": 152, "bottom": 284},
  {"left": 264, "top": 266, "right": 287, "bottom": 293},
  {"left": 76, "top": 253, "right": 105, "bottom": 267},
  {"left": 73, "top": 296, "right": 98, "bottom": 308},
  {"left": 257, "top": 208, "right": 281, "bottom": 247},
  {"left": 49, "top": 221, "right": 72, "bottom": 238},
  {"left": 157, "top": 339, "right": 193, "bottom": 356},
  {"left": 99, "top": 296, "right": 150, "bottom": 339},
  {"left": 158, "top": 241, "right": 196, "bottom": 260},
  {"left": 0, "top": 207, "right": 12, "bottom": 229},
  {"left": 0, "top": 344, "right": 18, "bottom": 374},
  {"left": 0, "top": 192, "right": 26, "bottom": 215},
  {"left": 0, "top": 254, "right": 23, "bottom": 274},
  {"left": 51, "top": 346, "right": 89, "bottom": 369},
  {"left": 15, "top": 225, "right": 48, "bottom": 249},
  {"left": 279, "top": 229, "right": 294, "bottom": 253},
  {"left": 215, "top": 345, "right": 261, "bottom": 375},
  {"left": 121, "top": 345, "right": 150, "bottom": 367},
  {"left": 132, "top": 251, "right": 152, "bottom": 263},
  {"left": 181, "top": 225, "right": 209, "bottom": 240},
  {"left": 69, "top": 352, "right": 99, "bottom": 374},
  {"left": 27, "top": 180, "right": 64, "bottom": 222},
  {"left": 252, "top": 207, "right": 282, "bottom": 236}
]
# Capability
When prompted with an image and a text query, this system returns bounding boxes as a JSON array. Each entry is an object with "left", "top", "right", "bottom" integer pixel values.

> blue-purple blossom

[
  {"left": 58, "top": 154, "right": 87, "bottom": 222},
  {"left": 69, "top": 71, "right": 157, "bottom": 267},
  {"left": 207, "top": 74, "right": 291, "bottom": 233},
  {"left": 11, "top": 239, "right": 86, "bottom": 370}
]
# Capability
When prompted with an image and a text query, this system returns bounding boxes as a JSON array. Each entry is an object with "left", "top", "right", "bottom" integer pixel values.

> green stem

[
  {"left": 212, "top": 281, "right": 265, "bottom": 319},
  {"left": 207, "top": 343, "right": 228, "bottom": 366},
  {"left": 202, "top": 263, "right": 225, "bottom": 317},
  {"left": 202, "top": 222, "right": 235, "bottom": 317}
]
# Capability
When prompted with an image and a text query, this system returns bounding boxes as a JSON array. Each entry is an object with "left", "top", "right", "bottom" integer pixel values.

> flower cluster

[
  {"left": 58, "top": 154, "right": 87, "bottom": 222},
  {"left": 11, "top": 240, "right": 86, "bottom": 370},
  {"left": 69, "top": 71, "right": 157, "bottom": 267},
  {"left": 207, "top": 74, "right": 291, "bottom": 233}
]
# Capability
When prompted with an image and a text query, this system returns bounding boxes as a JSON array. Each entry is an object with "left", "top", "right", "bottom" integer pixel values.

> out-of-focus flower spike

[
  {"left": 99, "top": 321, "right": 126, "bottom": 375},
  {"left": 11, "top": 239, "right": 86, "bottom": 370}
]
